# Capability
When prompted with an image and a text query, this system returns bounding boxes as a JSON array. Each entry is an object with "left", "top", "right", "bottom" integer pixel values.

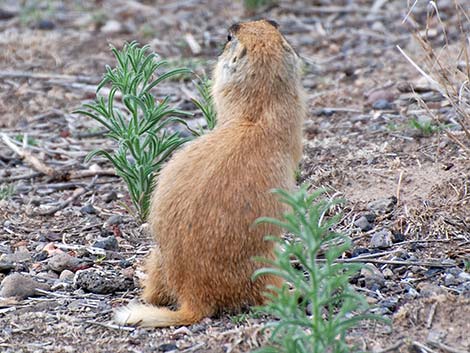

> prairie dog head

[{"left": 212, "top": 20, "right": 302, "bottom": 112}]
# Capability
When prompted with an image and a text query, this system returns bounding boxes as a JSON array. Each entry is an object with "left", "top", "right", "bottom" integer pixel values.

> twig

[
  {"left": 317, "top": 258, "right": 455, "bottom": 267},
  {"left": 0, "top": 172, "right": 42, "bottom": 183},
  {"left": 0, "top": 70, "right": 98, "bottom": 84},
  {"left": 1, "top": 133, "right": 116, "bottom": 180},
  {"left": 413, "top": 340, "right": 439, "bottom": 353},
  {"left": 427, "top": 340, "right": 468, "bottom": 353},
  {"left": 396, "top": 170, "right": 404, "bottom": 206},
  {"left": 33, "top": 177, "right": 97, "bottom": 216},
  {"left": 1, "top": 133, "right": 58, "bottom": 177},
  {"left": 374, "top": 339, "right": 405, "bottom": 353},
  {"left": 281, "top": 5, "right": 386, "bottom": 15},
  {"left": 426, "top": 302, "right": 438, "bottom": 329},
  {"left": 84, "top": 320, "right": 135, "bottom": 332}
]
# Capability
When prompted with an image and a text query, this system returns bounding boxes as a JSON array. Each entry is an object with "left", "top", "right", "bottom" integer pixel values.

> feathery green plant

[
  {"left": 254, "top": 187, "right": 386, "bottom": 353},
  {"left": 74, "top": 42, "right": 192, "bottom": 221},
  {"left": 191, "top": 77, "right": 217, "bottom": 133}
]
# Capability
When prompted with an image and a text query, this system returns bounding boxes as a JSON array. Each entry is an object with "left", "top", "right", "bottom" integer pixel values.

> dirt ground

[{"left": 0, "top": 1, "right": 469, "bottom": 352}]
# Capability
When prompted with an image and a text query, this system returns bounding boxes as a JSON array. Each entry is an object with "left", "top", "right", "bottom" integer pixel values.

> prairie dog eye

[{"left": 227, "top": 34, "right": 232, "bottom": 42}]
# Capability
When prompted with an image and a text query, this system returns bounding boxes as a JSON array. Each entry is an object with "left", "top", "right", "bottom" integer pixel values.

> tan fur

[{"left": 114, "top": 19, "right": 306, "bottom": 327}]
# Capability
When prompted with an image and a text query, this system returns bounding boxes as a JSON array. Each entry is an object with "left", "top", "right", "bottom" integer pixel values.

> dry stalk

[{"left": 399, "top": 0, "right": 470, "bottom": 154}]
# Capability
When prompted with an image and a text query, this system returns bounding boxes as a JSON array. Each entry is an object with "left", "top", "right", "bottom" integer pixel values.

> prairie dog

[{"left": 115, "top": 19, "right": 306, "bottom": 327}]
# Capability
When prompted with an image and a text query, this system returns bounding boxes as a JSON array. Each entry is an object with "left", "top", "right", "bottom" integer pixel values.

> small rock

[
  {"left": 379, "top": 297, "right": 398, "bottom": 311},
  {"left": 0, "top": 249, "right": 31, "bottom": 263},
  {"left": 59, "top": 270, "right": 75, "bottom": 282},
  {"left": 103, "top": 191, "right": 118, "bottom": 203},
  {"left": 417, "top": 282, "right": 447, "bottom": 297},
  {"left": 157, "top": 343, "right": 178, "bottom": 352},
  {"left": 392, "top": 232, "right": 405, "bottom": 243},
  {"left": 33, "top": 251, "right": 49, "bottom": 262},
  {"left": 93, "top": 236, "right": 118, "bottom": 251},
  {"left": 119, "top": 259, "right": 132, "bottom": 268},
  {"left": 368, "top": 196, "right": 397, "bottom": 214},
  {"left": 105, "top": 214, "right": 123, "bottom": 226},
  {"left": 383, "top": 268, "right": 394, "bottom": 279},
  {"left": 444, "top": 273, "right": 459, "bottom": 286},
  {"left": 404, "top": 286, "right": 419, "bottom": 299},
  {"left": 367, "top": 89, "right": 395, "bottom": 105},
  {"left": 370, "top": 229, "right": 393, "bottom": 249},
  {"left": 351, "top": 247, "right": 370, "bottom": 258},
  {"left": 361, "top": 263, "right": 385, "bottom": 290},
  {"left": 0, "top": 9, "right": 16, "bottom": 20},
  {"left": 457, "top": 272, "right": 470, "bottom": 283},
  {"left": 80, "top": 204, "right": 97, "bottom": 215},
  {"left": 354, "top": 216, "right": 373, "bottom": 231},
  {"left": 0, "top": 261, "right": 14, "bottom": 273},
  {"left": 36, "top": 19, "right": 55, "bottom": 30},
  {"left": 47, "top": 253, "right": 84, "bottom": 273},
  {"left": 372, "top": 99, "right": 393, "bottom": 110},
  {"left": 101, "top": 20, "right": 122, "bottom": 34},
  {"left": 0, "top": 273, "right": 50, "bottom": 299},
  {"left": 74, "top": 268, "right": 134, "bottom": 294}
]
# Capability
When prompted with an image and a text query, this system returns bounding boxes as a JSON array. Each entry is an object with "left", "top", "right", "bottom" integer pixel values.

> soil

[{"left": 0, "top": 1, "right": 469, "bottom": 353}]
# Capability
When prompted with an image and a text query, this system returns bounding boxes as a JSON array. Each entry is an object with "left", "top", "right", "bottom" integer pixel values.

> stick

[
  {"left": 1, "top": 133, "right": 116, "bottom": 181},
  {"left": 396, "top": 170, "right": 404, "bottom": 206},
  {"left": 0, "top": 70, "right": 98, "bottom": 84},
  {"left": 427, "top": 340, "right": 468, "bottom": 353},
  {"left": 1, "top": 133, "right": 58, "bottom": 178},
  {"left": 33, "top": 177, "right": 96, "bottom": 216}
]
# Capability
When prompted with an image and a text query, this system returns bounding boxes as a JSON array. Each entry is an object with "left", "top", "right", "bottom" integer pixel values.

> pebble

[
  {"left": 157, "top": 343, "right": 178, "bottom": 352},
  {"left": 93, "top": 236, "right": 118, "bottom": 251},
  {"left": 444, "top": 273, "right": 459, "bottom": 286},
  {"left": 47, "top": 253, "right": 84, "bottom": 273},
  {"left": 36, "top": 19, "right": 55, "bottom": 30},
  {"left": 383, "top": 268, "right": 394, "bottom": 279},
  {"left": 74, "top": 268, "right": 134, "bottom": 294},
  {"left": 361, "top": 263, "right": 385, "bottom": 290},
  {"left": 367, "top": 196, "right": 397, "bottom": 214},
  {"left": 0, "top": 261, "right": 14, "bottom": 273},
  {"left": 0, "top": 273, "right": 50, "bottom": 299},
  {"left": 372, "top": 99, "right": 393, "bottom": 110},
  {"left": 370, "top": 229, "right": 393, "bottom": 249},
  {"left": 59, "top": 270, "right": 75, "bottom": 282},
  {"left": 457, "top": 272, "right": 470, "bottom": 282},
  {"left": 354, "top": 216, "right": 373, "bottom": 231},
  {"left": 101, "top": 20, "right": 123, "bottom": 34},
  {"left": 105, "top": 214, "right": 123, "bottom": 226},
  {"left": 351, "top": 247, "right": 370, "bottom": 258},
  {"left": 103, "top": 191, "right": 118, "bottom": 203},
  {"left": 0, "top": 249, "right": 32, "bottom": 263},
  {"left": 80, "top": 203, "right": 97, "bottom": 215},
  {"left": 417, "top": 282, "right": 447, "bottom": 297}
]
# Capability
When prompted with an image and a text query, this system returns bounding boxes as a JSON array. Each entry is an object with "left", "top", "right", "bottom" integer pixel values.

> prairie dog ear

[{"left": 265, "top": 19, "right": 279, "bottom": 29}]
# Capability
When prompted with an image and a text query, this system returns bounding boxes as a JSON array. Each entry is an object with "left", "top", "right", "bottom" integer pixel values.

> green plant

[
  {"left": 74, "top": 42, "right": 192, "bottom": 221},
  {"left": 0, "top": 185, "right": 14, "bottom": 200},
  {"left": 191, "top": 77, "right": 217, "bottom": 132},
  {"left": 254, "top": 187, "right": 385, "bottom": 353},
  {"left": 243, "top": 0, "right": 277, "bottom": 13},
  {"left": 19, "top": 0, "right": 54, "bottom": 26},
  {"left": 408, "top": 117, "right": 441, "bottom": 136}
]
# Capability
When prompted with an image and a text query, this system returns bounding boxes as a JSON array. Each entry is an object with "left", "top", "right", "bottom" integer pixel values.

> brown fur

[{"left": 114, "top": 19, "right": 306, "bottom": 327}]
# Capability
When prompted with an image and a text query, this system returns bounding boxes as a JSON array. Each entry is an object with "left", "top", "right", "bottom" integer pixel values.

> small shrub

[
  {"left": 254, "top": 187, "right": 386, "bottom": 353},
  {"left": 75, "top": 42, "right": 192, "bottom": 221}
]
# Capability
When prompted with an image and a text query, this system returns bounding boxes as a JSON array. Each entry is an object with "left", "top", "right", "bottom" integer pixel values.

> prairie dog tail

[{"left": 114, "top": 302, "right": 209, "bottom": 328}]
